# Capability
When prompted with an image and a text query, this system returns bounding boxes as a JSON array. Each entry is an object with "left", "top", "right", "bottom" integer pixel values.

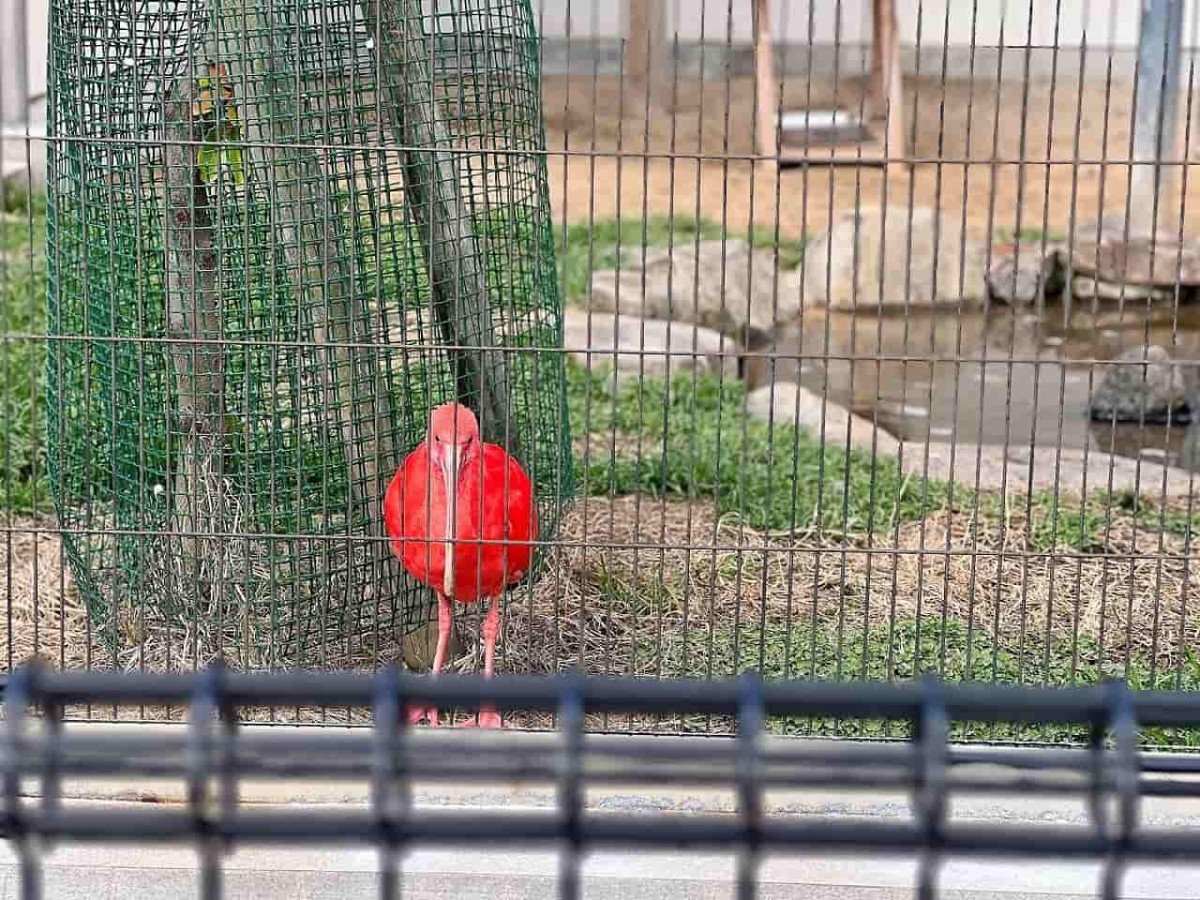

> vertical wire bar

[
  {"left": 373, "top": 666, "right": 403, "bottom": 899},
  {"left": 710, "top": 0, "right": 733, "bottom": 690},
  {"left": 1168, "top": 3, "right": 1200, "bottom": 696},
  {"left": 955, "top": 0, "right": 985, "bottom": 683},
  {"left": 735, "top": 672, "right": 764, "bottom": 900},
  {"left": 557, "top": 672, "right": 584, "bottom": 900},
  {"left": 5, "top": 665, "right": 40, "bottom": 900},
  {"left": 1144, "top": 0, "right": 1191, "bottom": 693},
  {"left": 920, "top": 0, "right": 955, "bottom": 680},
  {"left": 690, "top": 0, "right": 713, "bottom": 727},
  {"left": 1038, "top": 0, "right": 1070, "bottom": 691},
  {"left": 914, "top": 675, "right": 947, "bottom": 900},
  {"left": 1099, "top": 679, "right": 1138, "bottom": 900},
  {"left": 628, "top": 0, "right": 659, "bottom": 708},
  {"left": 1006, "top": 0, "right": 1041, "bottom": 692},
  {"left": 188, "top": 663, "right": 223, "bottom": 900}
]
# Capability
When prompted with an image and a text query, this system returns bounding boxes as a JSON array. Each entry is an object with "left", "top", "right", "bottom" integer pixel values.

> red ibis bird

[{"left": 383, "top": 402, "right": 537, "bottom": 727}]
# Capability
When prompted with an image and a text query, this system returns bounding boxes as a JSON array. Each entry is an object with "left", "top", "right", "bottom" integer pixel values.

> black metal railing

[{"left": 2, "top": 663, "right": 1200, "bottom": 898}]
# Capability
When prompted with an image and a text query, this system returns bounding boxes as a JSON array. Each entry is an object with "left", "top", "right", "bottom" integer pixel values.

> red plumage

[
  {"left": 384, "top": 440, "right": 536, "bottom": 602},
  {"left": 382, "top": 402, "right": 537, "bottom": 728}
]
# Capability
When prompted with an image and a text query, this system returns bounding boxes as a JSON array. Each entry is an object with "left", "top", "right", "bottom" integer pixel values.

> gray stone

[
  {"left": 744, "top": 381, "right": 899, "bottom": 457},
  {"left": 587, "top": 239, "right": 800, "bottom": 335},
  {"left": 1088, "top": 345, "right": 1189, "bottom": 423},
  {"left": 1181, "top": 422, "right": 1200, "bottom": 473},
  {"left": 562, "top": 308, "right": 738, "bottom": 380},
  {"left": 986, "top": 245, "right": 1066, "bottom": 306},
  {"left": 1183, "top": 360, "right": 1200, "bottom": 412},
  {"left": 1071, "top": 274, "right": 1169, "bottom": 302},
  {"left": 801, "top": 206, "right": 986, "bottom": 309}
]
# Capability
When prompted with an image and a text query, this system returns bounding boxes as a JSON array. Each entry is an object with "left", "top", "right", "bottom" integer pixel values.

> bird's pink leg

[
  {"left": 460, "top": 595, "right": 503, "bottom": 729},
  {"left": 406, "top": 594, "right": 453, "bottom": 726}
]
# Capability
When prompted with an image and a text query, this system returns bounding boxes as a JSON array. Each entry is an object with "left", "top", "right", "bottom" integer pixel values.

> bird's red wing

[
  {"left": 383, "top": 465, "right": 404, "bottom": 545},
  {"left": 480, "top": 444, "right": 537, "bottom": 586},
  {"left": 383, "top": 443, "right": 443, "bottom": 588}
]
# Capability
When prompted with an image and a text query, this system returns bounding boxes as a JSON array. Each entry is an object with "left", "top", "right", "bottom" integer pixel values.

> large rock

[
  {"left": 1071, "top": 226, "right": 1200, "bottom": 288},
  {"left": 986, "top": 244, "right": 1066, "bottom": 306},
  {"left": 1181, "top": 423, "right": 1200, "bottom": 473},
  {"left": 562, "top": 308, "right": 738, "bottom": 380},
  {"left": 745, "top": 381, "right": 900, "bottom": 457},
  {"left": 802, "top": 206, "right": 986, "bottom": 310},
  {"left": 1089, "top": 345, "right": 1190, "bottom": 423},
  {"left": 588, "top": 239, "right": 800, "bottom": 335},
  {"left": 1071, "top": 274, "right": 1168, "bottom": 302}
]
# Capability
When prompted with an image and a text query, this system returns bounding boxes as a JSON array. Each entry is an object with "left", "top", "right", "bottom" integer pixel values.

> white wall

[
  {"left": 6, "top": 0, "right": 1200, "bottom": 119},
  {"left": 1, "top": 0, "right": 48, "bottom": 125},
  {"left": 532, "top": 0, "right": 1200, "bottom": 49}
]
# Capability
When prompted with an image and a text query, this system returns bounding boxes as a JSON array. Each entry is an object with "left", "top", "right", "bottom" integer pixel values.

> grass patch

[
  {"left": 557, "top": 215, "right": 806, "bottom": 301},
  {"left": 975, "top": 489, "right": 1200, "bottom": 553},
  {"left": 993, "top": 225, "right": 1066, "bottom": 245},
  {"left": 567, "top": 363, "right": 950, "bottom": 534},
  {"left": 653, "top": 615, "right": 1200, "bottom": 745},
  {"left": 0, "top": 200, "right": 48, "bottom": 513}
]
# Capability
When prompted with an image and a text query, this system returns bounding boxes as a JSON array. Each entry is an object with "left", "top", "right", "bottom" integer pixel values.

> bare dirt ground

[{"left": 542, "top": 72, "right": 1200, "bottom": 240}]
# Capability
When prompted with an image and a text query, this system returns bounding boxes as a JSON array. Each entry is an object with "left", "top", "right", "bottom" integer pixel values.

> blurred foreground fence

[
  {"left": 6, "top": 0, "right": 1200, "bottom": 736},
  {"left": 4, "top": 666, "right": 1200, "bottom": 897}
]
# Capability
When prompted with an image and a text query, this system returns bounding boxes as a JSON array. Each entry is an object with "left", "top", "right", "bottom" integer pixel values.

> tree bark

[
  {"left": 360, "top": 0, "right": 521, "bottom": 460},
  {"left": 161, "top": 73, "right": 226, "bottom": 597}
]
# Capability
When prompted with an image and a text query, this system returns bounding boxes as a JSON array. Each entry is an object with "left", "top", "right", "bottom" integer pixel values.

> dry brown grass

[
  {"left": 0, "top": 517, "right": 90, "bottom": 670},
  {"left": 5, "top": 491, "right": 1198, "bottom": 715},
  {"left": 502, "top": 496, "right": 1200, "bottom": 679}
]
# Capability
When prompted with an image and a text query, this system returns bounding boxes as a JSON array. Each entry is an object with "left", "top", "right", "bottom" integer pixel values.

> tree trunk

[
  {"left": 161, "top": 73, "right": 226, "bottom": 601},
  {"left": 360, "top": 0, "right": 521, "bottom": 460}
]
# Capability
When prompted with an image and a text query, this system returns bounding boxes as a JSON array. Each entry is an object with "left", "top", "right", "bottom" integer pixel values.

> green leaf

[
  {"left": 197, "top": 145, "right": 219, "bottom": 183},
  {"left": 224, "top": 146, "right": 245, "bottom": 185}
]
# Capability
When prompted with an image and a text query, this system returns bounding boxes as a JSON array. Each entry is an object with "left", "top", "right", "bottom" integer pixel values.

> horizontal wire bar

[
  {"left": 2, "top": 525, "right": 1193, "bottom": 562},
  {"left": 11, "top": 129, "right": 1200, "bottom": 168},
  {"left": 5, "top": 668, "right": 1200, "bottom": 726},
  {"left": 8, "top": 332, "right": 1200, "bottom": 372}
]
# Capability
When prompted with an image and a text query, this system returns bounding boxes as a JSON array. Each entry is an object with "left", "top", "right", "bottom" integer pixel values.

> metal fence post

[{"left": 1130, "top": 0, "right": 1184, "bottom": 238}]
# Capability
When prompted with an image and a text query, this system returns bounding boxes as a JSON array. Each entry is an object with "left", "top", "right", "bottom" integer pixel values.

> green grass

[
  {"left": 566, "top": 363, "right": 950, "bottom": 534},
  {"left": 974, "top": 488, "right": 1200, "bottom": 554},
  {"left": 0, "top": 192, "right": 48, "bottom": 513},
  {"left": 993, "top": 225, "right": 1066, "bottom": 245},
  {"left": 557, "top": 215, "right": 807, "bottom": 302},
  {"left": 651, "top": 615, "right": 1200, "bottom": 744}
]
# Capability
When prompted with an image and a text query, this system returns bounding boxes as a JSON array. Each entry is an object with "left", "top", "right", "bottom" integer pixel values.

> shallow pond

[{"left": 742, "top": 300, "right": 1200, "bottom": 469}]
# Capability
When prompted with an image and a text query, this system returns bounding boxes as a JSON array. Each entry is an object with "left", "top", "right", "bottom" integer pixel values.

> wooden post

[
  {"left": 624, "top": 0, "right": 669, "bottom": 114},
  {"left": 361, "top": 0, "right": 520, "bottom": 461},
  {"left": 870, "top": 0, "right": 906, "bottom": 163},
  {"left": 1130, "top": 0, "right": 1184, "bottom": 238},
  {"left": 753, "top": 0, "right": 778, "bottom": 162}
]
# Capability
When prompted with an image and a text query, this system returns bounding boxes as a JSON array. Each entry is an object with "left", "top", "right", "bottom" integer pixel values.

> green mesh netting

[{"left": 44, "top": 0, "right": 572, "bottom": 670}]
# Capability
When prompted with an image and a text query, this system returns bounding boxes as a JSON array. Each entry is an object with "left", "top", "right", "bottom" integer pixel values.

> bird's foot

[
  {"left": 457, "top": 705, "right": 503, "bottom": 729},
  {"left": 405, "top": 703, "right": 441, "bottom": 727}
]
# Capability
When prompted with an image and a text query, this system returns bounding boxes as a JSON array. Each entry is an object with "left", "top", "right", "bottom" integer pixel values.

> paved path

[{"left": 1, "top": 726, "right": 1198, "bottom": 898}]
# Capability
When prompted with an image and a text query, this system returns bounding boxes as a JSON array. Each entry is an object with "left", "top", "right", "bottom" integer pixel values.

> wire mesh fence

[
  {"left": 5, "top": 0, "right": 1200, "bottom": 735},
  {"left": 3, "top": 665, "right": 1200, "bottom": 898}
]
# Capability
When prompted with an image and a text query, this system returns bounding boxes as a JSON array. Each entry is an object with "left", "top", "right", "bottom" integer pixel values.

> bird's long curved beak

[{"left": 437, "top": 445, "right": 461, "bottom": 598}]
